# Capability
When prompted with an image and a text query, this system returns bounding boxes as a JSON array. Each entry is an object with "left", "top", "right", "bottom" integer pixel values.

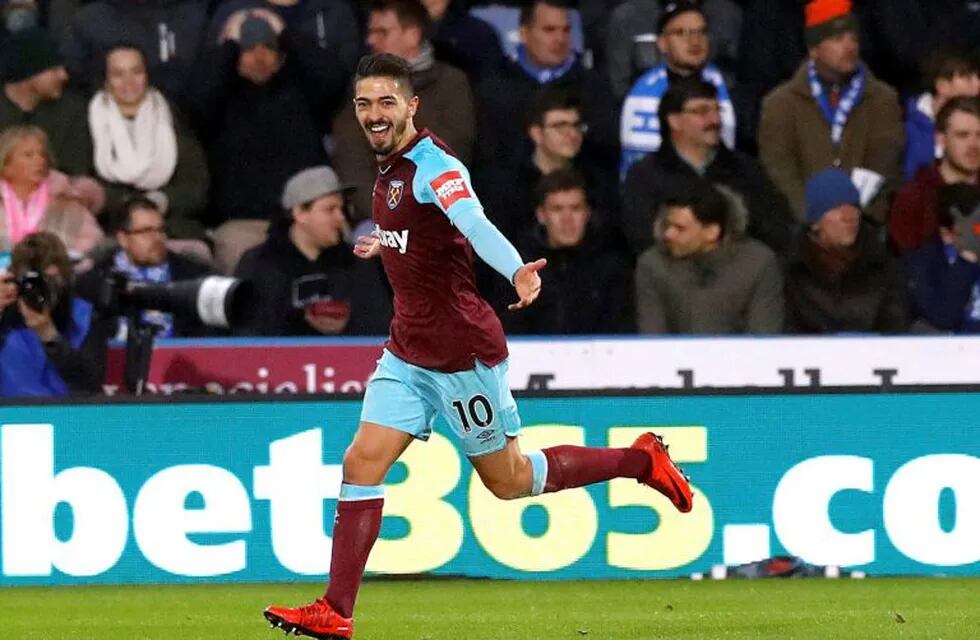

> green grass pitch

[{"left": 2, "top": 577, "right": 978, "bottom": 639}]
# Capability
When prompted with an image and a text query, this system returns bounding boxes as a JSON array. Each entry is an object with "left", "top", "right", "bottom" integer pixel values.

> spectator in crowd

[
  {"left": 0, "top": 231, "right": 112, "bottom": 396},
  {"left": 422, "top": 0, "right": 503, "bottom": 82},
  {"left": 904, "top": 184, "right": 980, "bottom": 333},
  {"left": 481, "top": 87, "right": 617, "bottom": 242},
  {"left": 207, "top": 0, "right": 361, "bottom": 94},
  {"left": 332, "top": 0, "right": 475, "bottom": 225},
  {"left": 635, "top": 180, "right": 784, "bottom": 334},
  {"left": 504, "top": 169, "right": 632, "bottom": 335},
  {"left": 890, "top": 97, "right": 980, "bottom": 255},
  {"left": 0, "top": 27, "right": 92, "bottom": 176},
  {"left": 618, "top": 0, "right": 737, "bottom": 177},
  {"left": 475, "top": 0, "right": 619, "bottom": 187},
  {"left": 88, "top": 44, "right": 210, "bottom": 245},
  {"left": 61, "top": 0, "right": 208, "bottom": 100},
  {"left": 606, "top": 0, "right": 742, "bottom": 101},
  {"left": 904, "top": 50, "right": 980, "bottom": 181},
  {"left": 234, "top": 166, "right": 392, "bottom": 336},
  {"left": 0, "top": 125, "right": 103, "bottom": 257},
  {"left": 862, "top": 0, "right": 980, "bottom": 97},
  {"left": 185, "top": 10, "right": 337, "bottom": 274},
  {"left": 75, "top": 196, "right": 216, "bottom": 339},
  {"left": 623, "top": 79, "right": 795, "bottom": 256},
  {"left": 784, "top": 168, "right": 909, "bottom": 334},
  {"left": 758, "top": 0, "right": 903, "bottom": 224}
]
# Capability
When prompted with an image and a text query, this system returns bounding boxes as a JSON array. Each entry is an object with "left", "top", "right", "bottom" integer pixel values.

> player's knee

[{"left": 480, "top": 475, "right": 526, "bottom": 501}]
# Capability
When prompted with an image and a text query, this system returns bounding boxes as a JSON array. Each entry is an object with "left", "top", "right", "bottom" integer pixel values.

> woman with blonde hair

[{"left": 0, "top": 125, "right": 104, "bottom": 259}]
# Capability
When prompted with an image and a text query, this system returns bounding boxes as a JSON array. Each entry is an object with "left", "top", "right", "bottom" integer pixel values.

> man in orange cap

[{"left": 758, "top": 0, "right": 903, "bottom": 224}]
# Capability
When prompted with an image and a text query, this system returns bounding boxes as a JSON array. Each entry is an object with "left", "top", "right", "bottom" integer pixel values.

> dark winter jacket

[
  {"left": 503, "top": 226, "right": 634, "bottom": 335},
  {"left": 904, "top": 238, "right": 980, "bottom": 333},
  {"left": 622, "top": 140, "right": 796, "bottom": 256},
  {"left": 0, "top": 89, "right": 92, "bottom": 176},
  {"left": 234, "top": 233, "right": 392, "bottom": 337},
  {"left": 184, "top": 35, "right": 335, "bottom": 224},
  {"left": 429, "top": 0, "right": 504, "bottom": 82},
  {"left": 784, "top": 224, "right": 910, "bottom": 334},
  {"left": 635, "top": 192, "right": 784, "bottom": 334},
  {"left": 61, "top": 0, "right": 208, "bottom": 100},
  {"left": 475, "top": 58, "right": 620, "bottom": 182}
]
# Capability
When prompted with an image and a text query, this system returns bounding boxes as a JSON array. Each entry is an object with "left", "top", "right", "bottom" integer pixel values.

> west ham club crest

[{"left": 386, "top": 180, "right": 404, "bottom": 210}]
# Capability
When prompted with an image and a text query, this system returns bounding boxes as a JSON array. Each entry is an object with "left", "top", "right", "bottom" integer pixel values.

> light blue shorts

[{"left": 360, "top": 349, "right": 522, "bottom": 457}]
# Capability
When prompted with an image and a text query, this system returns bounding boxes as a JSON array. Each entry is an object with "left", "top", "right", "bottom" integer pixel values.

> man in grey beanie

[
  {"left": 0, "top": 27, "right": 92, "bottom": 176},
  {"left": 233, "top": 166, "right": 393, "bottom": 336}
]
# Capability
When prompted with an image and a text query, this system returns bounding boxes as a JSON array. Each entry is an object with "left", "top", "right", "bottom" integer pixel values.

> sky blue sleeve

[{"left": 412, "top": 145, "right": 524, "bottom": 283}]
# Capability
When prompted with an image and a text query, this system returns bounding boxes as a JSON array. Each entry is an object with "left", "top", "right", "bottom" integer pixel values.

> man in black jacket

[
  {"left": 503, "top": 169, "right": 633, "bottom": 335},
  {"left": 75, "top": 196, "right": 216, "bottom": 339},
  {"left": 185, "top": 10, "right": 343, "bottom": 273},
  {"left": 234, "top": 166, "right": 392, "bottom": 337},
  {"left": 623, "top": 78, "right": 795, "bottom": 256}
]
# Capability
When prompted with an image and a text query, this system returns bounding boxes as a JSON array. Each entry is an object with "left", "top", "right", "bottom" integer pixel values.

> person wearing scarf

[
  {"left": 88, "top": 44, "right": 210, "bottom": 243},
  {"left": 758, "top": 0, "right": 904, "bottom": 223},
  {"left": 785, "top": 169, "right": 909, "bottom": 334},
  {"left": 0, "top": 125, "right": 103, "bottom": 259}
]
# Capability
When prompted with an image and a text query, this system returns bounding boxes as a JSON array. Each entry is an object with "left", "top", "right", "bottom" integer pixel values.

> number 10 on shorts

[{"left": 451, "top": 394, "right": 494, "bottom": 432}]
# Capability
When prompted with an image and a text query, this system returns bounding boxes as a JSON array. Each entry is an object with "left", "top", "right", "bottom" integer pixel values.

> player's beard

[{"left": 365, "top": 116, "right": 408, "bottom": 157}]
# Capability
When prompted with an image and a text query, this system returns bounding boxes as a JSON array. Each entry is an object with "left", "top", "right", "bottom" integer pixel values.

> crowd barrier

[
  {"left": 100, "top": 335, "right": 980, "bottom": 395},
  {"left": 1, "top": 385, "right": 977, "bottom": 586}
]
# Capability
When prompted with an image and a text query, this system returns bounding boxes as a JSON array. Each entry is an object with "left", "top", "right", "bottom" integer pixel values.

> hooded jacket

[{"left": 635, "top": 188, "right": 784, "bottom": 334}]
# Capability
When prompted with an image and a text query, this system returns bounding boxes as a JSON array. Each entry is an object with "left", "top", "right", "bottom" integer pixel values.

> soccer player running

[{"left": 263, "top": 53, "right": 694, "bottom": 640}]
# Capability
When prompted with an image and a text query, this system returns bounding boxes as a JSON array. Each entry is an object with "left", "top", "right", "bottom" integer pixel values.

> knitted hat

[
  {"left": 805, "top": 168, "right": 861, "bottom": 224},
  {"left": 0, "top": 27, "right": 63, "bottom": 82},
  {"left": 657, "top": 1, "right": 707, "bottom": 35},
  {"left": 239, "top": 15, "right": 279, "bottom": 51},
  {"left": 804, "top": 0, "right": 858, "bottom": 48}
]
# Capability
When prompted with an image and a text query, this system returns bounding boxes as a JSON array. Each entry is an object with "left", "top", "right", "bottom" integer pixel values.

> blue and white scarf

[
  {"left": 807, "top": 60, "right": 865, "bottom": 152},
  {"left": 514, "top": 44, "right": 576, "bottom": 84},
  {"left": 619, "top": 63, "right": 736, "bottom": 179},
  {"left": 113, "top": 249, "right": 174, "bottom": 339}
]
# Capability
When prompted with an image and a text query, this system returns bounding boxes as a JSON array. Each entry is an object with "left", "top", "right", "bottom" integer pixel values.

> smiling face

[
  {"left": 105, "top": 47, "right": 149, "bottom": 112},
  {"left": 354, "top": 75, "right": 419, "bottom": 158}
]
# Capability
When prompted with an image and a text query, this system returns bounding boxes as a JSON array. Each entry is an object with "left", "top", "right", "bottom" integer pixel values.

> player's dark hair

[
  {"left": 661, "top": 179, "right": 729, "bottom": 238},
  {"left": 922, "top": 48, "right": 979, "bottom": 95},
  {"left": 112, "top": 195, "right": 161, "bottom": 233},
  {"left": 370, "top": 0, "right": 430, "bottom": 32},
  {"left": 355, "top": 53, "right": 415, "bottom": 98},
  {"left": 527, "top": 86, "right": 581, "bottom": 128},
  {"left": 938, "top": 183, "right": 980, "bottom": 229},
  {"left": 535, "top": 168, "right": 587, "bottom": 208},
  {"left": 936, "top": 95, "right": 980, "bottom": 133},
  {"left": 519, "top": 0, "right": 570, "bottom": 27},
  {"left": 658, "top": 77, "right": 719, "bottom": 138}
]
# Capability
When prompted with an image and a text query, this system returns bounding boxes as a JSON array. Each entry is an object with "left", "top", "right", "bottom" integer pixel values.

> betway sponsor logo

[
  {"left": 430, "top": 170, "right": 472, "bottom": 210},
  {"left": 375, "top": 225, "right": 409, "bottom": 254}
]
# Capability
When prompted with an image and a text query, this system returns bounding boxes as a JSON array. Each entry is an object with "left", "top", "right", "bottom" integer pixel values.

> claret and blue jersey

[{"left": 371, "top": 129, "right": 517, "bottom": 373}]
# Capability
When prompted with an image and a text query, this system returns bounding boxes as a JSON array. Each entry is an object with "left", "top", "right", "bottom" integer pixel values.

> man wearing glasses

[
  {"left": 619, "top": 0, "right": 736, "bottom": 179},
  {"left": 77, "top": 195, "right": 215, "bottom": 339}
]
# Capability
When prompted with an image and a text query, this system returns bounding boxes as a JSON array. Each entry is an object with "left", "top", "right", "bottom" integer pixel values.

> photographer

[
  {"left": 0, "top": 231, "right": 113, "bottom": 397},
  {"left": 75, "top": 195, "right": 217, "bottom": 339}
]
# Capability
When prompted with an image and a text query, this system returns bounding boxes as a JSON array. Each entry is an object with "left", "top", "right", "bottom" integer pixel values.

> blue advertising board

[{"left": 1, "top": 391, "right": 978, "bottom": 585}]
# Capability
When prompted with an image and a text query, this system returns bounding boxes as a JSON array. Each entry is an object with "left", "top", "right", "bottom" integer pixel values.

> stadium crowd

[{"left": 1, "top": 0, "right": 979, "bottom": 364}]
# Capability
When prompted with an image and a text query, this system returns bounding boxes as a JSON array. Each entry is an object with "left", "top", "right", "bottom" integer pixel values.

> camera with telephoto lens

[
  {"left": 96, "top": 271, "right": 253, "bottom": 329},
  {"left": 15, "top": 270, "right": 54, "bottom": 313}
]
